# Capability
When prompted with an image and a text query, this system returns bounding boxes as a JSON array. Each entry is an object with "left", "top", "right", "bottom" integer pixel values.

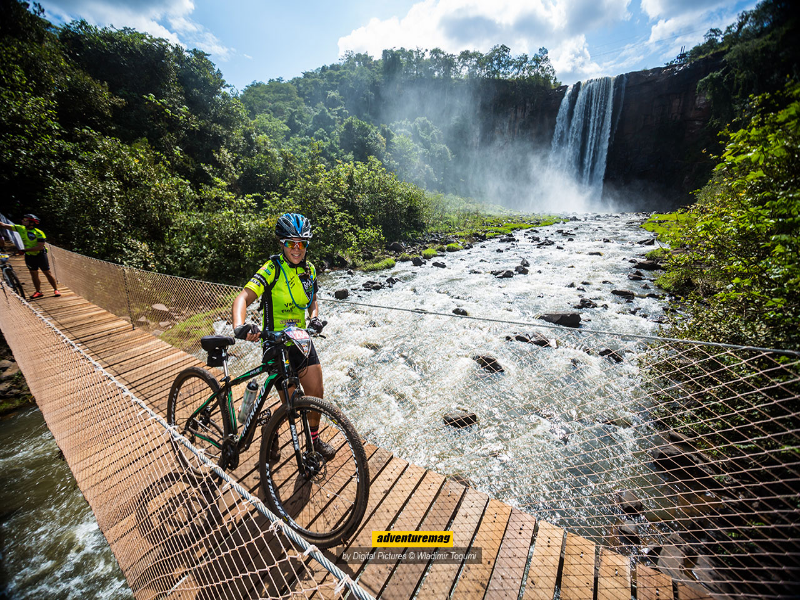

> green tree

[{"left": 662, "top": 83, "right": 800, "bottom": 349}]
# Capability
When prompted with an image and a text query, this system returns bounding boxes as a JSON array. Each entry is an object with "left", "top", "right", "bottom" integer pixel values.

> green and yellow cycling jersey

[
  {"left": 244, "top": 254, "right": 317, "bottom": 332},
  {"left": 12, "top": 225, "right": 46, "bottom": 255}
]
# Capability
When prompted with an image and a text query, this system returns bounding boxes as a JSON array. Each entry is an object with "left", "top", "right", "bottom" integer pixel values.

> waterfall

[{"left": 550, "top": 77, "right": 616, "bottom": 199}]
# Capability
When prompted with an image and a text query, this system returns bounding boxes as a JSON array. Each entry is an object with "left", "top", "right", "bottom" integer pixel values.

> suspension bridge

[{"left": 1, "top": 246, "right": 798, "bottom": 599}]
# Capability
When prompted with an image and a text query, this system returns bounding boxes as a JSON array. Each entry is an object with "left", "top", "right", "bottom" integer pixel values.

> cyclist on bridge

[
  {"left": 0, "top": 214, "right": 60, "bottom": 299},
  {"left": 231, "top": 213, "right": 334, "bottom": 460}
]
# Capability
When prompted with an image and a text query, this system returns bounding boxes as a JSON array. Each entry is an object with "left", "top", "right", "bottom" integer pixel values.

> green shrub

[
  {"left": 445, "top": 243, "right": 461, "bottom": 252},
  {"left": 421, "top": 248, "right": 437, "bottom": 259},
  {"left": 363, "top": 258, "right": 396, "bottom": 271}
]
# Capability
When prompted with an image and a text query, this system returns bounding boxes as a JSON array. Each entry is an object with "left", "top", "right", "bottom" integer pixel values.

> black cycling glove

[
  {"left": 234, "top": 323, "right": 261, "bottom": 339},
  {"left": 307, "top": 317, "right": 326, "bottom": 334}
]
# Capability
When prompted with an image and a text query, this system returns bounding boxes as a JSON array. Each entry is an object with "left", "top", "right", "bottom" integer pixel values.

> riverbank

[{"left": 0, "top": 330, "right": 34, "bottom": 416}]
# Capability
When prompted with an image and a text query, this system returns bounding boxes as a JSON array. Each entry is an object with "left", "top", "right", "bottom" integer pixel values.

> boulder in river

[
  {"left": 539, "top": 313, "right": 581, "bottom": 328},
  {"left": 473, "top": 355, "right": 504, "bottom": 373},
  {"left": 453, "top": 308, "right": 468, "bottom": 316},
  {"left": 505, "top": 332, "right": 554, "bottom": 347},
  {"left": 492, "top": 270, "right": 514, "bottom": 278},
  {"left": 443, "top": 411, "right": 478, "bottom": 428},
  {"left": 611, "top": 289, "right": 635, "bottom": 300},
  {"left": 386, "top": 241, "right": 404, "bottom": 252},
  {"left": 634, "top": 260, "right": 663, "bottom": 271},
  {"left": 412, "top": 257, "right": 425, "bottom": 266},
  {"left": 574, "top": 298, "right": 598, "bottom": 309},
  {"left": 334, "top": 289, "right": 349, "bottom": 300}
]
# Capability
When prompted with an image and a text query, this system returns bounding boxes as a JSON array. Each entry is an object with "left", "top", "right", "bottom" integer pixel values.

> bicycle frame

[{"left": 189, "top": 340, "right": 316, "bottom": 475}]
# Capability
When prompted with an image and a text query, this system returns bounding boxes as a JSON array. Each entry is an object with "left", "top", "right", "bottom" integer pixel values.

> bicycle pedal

[{"left": 257, "top": 409, "right": 272, "bottom": 427}]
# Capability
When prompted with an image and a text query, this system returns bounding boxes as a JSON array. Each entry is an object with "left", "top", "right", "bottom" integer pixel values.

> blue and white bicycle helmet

[{"left": 275, "top": 213, "right": 312, "bottom": 239}]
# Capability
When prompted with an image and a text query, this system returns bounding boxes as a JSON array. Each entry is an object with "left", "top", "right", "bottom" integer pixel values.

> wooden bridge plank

[
  {"left": 413, "top": 486, "right": 489, "bottom": 599},
  {"left": 484, "top": 508, "right": 537, "bottom": 600},
  {"left": 311, "top": 460, "right": 427, "bottom": 594},
  {"left": 523, "top": 521, "right": 564, "bottom": 600},
  {"left": 597, "top": 547, "right": 631, "bottom": 600},
  {"left": 451, "top": 497, "right": 513, "bottom": 599},
  {"left": 676, "top": 581, "right": 713, "bottom": 599},
  {"left": 357, "top": 469, "right": 446, "bottom": 598},
  {"left": 380, "top": 478, "right": 466, "bottom": 600},
  {"left": 282, "top": 448, "right": 400, "bottom": 597},
  {"left": 637, "top": 563, "right": 674, "bottom": 600},
  {"left": 561, "top": 532, "right": 595, "bottom": 600}
]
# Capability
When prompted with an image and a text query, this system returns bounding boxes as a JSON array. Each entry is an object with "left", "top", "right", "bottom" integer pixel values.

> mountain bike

[
  {"left": 167, "top": 326, "right": 369, "bottom": 548},
  {"left": 0, "top": 253, "right": 24, "bottom": 297}
]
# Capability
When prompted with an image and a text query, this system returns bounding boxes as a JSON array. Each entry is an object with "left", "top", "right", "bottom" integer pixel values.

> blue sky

[{"left": 39, "top": 0, "right": 757, "bottom": 92}]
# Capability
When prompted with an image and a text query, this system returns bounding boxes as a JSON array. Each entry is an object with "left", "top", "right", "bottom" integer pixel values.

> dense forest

[
  {"left": 0, "top": 0, "right": 558, "bottom": 283},
  {"left": 1, "top": 0, "right": 798, "bottom": 347}
]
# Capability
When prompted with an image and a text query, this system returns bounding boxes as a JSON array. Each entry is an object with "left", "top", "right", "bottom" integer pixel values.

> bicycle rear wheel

[
  {"left": 167, "top": 366, "right": 230, "bottom": 477},
  {"left": 259, "top": 396, "right": 369, "bottom": 548},
  {"left": 3, "top": 269, "right": 23, "bottom": 297}
]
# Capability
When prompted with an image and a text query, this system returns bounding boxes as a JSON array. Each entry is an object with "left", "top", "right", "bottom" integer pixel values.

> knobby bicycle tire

[
  {"left": 259, "top": 396, "right": 369, "bottom": 548},
  {"left": 167, "top": 366, "right": 230, "bottom": 477},
  {"left": 3, "top": 269, "right": 23, "bottom": 297}
]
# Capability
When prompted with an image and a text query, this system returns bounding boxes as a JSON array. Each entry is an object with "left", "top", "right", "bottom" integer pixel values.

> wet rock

[
  {"left": 515, "top": 266, "right": 529, "bottom": 274},
  {"left": 505, "top": 332, "right": 554, "bottom": 347},
  {"left": 520, "top": 258, "right": 530, "bottom": 267},
  {"left": 615, "top": 520, "right": 640, "bottom": 544},
  {"left": 588, "top": 251, "right": 603, "bottom": 256},
  {"left": 496, "top": 248, "right": 504, "bottom": 253},
  {"left": 493, "top": 270, "right": 514, "bottom": 279},
  {"left": 412, "top": 257, "right": 425, "bottom": 266},
  {"left": 450, "top": 474, "right": 473, "bottom": 487},
  {"left": 635, "top": 260, "right": 662, "bottom": 270},
  {"left": 616, "top": 490, "right": 644, "bottom": 514},
  {"left": 539, "top": 313, "right": 581, "bottom": 328},
  {"left": 473, "top": 355, "right": 504, "bottom": 373},
  {"left": 363, "top": 281, "right": 383, "bottom": 290},
  {"left": 453, "top": 308, "right": 468, "bottom": 316},
  {"left": 611, "top": 289, "right": 635, "bottom": 300},
  {"left": 432, "top": 261, "right": 447, "bottom": 268},
  {"left": 637, "top": 238, "right": 656, "bottom": 245},
  {"left": 386, "top": 241, "right": 404, "bottom": 252},
  {"left": 443, "top": 411, "right": 478, "bottom": 428},
  {"left": 566, "top": 282, "right": 576, "bottom": 288},
  {"left": 0, "top": 363, "right": 20, "bottom": 380},
  {"left": 599, "top": 348, "right": 624, "bottom": 363},
  {"left": 628, "top": 274, "right": 644, "bottom": 281},
  {"left": 386, "top": 277, "right": 399, "bottom": 286},
  {"left": 574, "top": 298, "right": 598, "bottom": 309}
]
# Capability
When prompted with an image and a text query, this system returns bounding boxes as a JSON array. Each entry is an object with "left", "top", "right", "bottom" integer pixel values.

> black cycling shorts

[
  {"left": 25, "top": 251, "right": 50, "bottom": 272},
  {"left": 288, "top": 340, "right": 320, "bottom": 375}
]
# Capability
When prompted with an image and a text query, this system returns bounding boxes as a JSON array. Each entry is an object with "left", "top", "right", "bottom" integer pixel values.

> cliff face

[
  {"left": 603, "top": 54, "right": 724, "bottom": 209},
  {"left": 479, "top": 55, "right": 724, "bottom": 210}
]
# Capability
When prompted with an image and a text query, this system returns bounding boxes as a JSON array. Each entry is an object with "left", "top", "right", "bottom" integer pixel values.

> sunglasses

[{"left": 282, "top": 239, "right": 309, "bottom": 249}]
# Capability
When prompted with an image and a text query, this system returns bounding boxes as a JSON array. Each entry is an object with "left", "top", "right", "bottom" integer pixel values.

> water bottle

[{"left": 238, "top": 381, "right": 259, "bottom": 422}]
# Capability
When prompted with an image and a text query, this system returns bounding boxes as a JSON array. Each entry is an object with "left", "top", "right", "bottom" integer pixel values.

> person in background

[{"left": 0, "top": 214, "right": 60, "bottom": 298}]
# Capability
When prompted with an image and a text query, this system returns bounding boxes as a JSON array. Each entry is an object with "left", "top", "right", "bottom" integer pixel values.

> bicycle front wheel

[
  {"left": 167, "top": 366, "right": 230, "bottom": 477},
  {"left": 259, "top": 396, "right": 369, "bottom": 548},
  {"left": 4, "top": 269, "right": 23, "bottom": 297}
]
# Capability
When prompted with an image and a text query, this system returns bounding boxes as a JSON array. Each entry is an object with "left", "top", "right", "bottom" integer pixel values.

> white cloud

[
  {"left": 40, "top": 0, "right": 233, "bottom": 60},
  {"left": 338, "top": 0, "right": 632, "bottom": 83}
]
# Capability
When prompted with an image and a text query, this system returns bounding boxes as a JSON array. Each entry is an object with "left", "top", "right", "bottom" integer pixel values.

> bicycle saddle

[{"left": 200, "top": 335, "right": 235, "bottom": 351}]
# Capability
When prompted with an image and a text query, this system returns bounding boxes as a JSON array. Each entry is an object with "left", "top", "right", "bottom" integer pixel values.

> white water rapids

[{"left": 229, "top": 213, "right": 672, "bottom": 541}]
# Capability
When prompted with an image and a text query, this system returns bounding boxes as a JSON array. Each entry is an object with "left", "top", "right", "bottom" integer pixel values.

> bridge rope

[{"left": 4, "top": 244, "right": 798, "bottom": 598}]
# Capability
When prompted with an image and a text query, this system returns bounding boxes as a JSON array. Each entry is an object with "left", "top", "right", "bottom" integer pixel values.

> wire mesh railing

[
  {"left": 30, "top": 246, "right": 800, "bottom": 597},
  {"left": 0, "top": 280, "right": 375, "bottom": 600}
]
